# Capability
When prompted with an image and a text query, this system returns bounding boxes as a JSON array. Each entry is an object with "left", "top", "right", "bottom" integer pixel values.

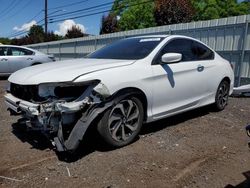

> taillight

[{"left": 48, "top": 55, "right": 56, "bottom": 61}]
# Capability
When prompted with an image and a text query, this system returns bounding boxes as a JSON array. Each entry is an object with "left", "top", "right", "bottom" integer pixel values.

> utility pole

[{"left": 45, "top": 0, "right": 48, "bottom": 36}]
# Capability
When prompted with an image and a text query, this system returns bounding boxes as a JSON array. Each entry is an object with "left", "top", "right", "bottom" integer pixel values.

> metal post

[
  {"left": 45, "top": 0, "right": 48, "bottom": 35},
  {"left": 59, "top": 43, "right": 61, "bottom": 60},
  {"left": 238, "top": 20, "right": 249, "bottom": 87},
  {"left": 74, "top": 41, "right": 77, "bottom": 58},
  {"left": 94, "top": 38, "right": 97, "bottom": 50}
]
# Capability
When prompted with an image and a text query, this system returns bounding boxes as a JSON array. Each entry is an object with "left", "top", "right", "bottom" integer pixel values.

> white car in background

[
  {"left": 5, "top": 35, "right": 234, "bottom": 152},
  {"left": 0, "top": 45, "right": 55, "bottom": 75}
]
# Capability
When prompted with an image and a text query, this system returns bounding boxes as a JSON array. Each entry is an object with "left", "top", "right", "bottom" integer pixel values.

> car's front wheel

[
  {"left": 97, "top": 96, "right": 143, "bottom": 147},
  {"left": 214, "top": 80, "right": 230, "bottom": 111}
]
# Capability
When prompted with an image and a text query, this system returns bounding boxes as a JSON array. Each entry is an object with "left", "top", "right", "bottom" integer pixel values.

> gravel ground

[{"left": 0, "top": 79, "right": 250, "bottom": 188}]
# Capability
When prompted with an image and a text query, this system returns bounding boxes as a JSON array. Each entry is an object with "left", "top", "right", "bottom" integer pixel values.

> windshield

[{"left": 88, "top": 37, "right": 164, "bottom": 60}]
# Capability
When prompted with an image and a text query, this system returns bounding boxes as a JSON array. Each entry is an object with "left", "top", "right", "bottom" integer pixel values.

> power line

[
  {"left": 48, "top": 0, "right": 90, "bottom": 10},
  {"left": 8, "top": 23, "right": 45, "bottom": 38},
  {"left": 5, "top": 1, "right": 115, "bottom": 38},
  {"left": 49, "top": 1, "right": 115, "bottom": 19},
  {"left": 0, "top": 0, "right": 20, "bottom": 18},
  {"left": 29, "top": 10, "right": 44, "bottom": 22},
  {"left": 4, "top": 10, "right": 43, "bottom": 38},
  {"left": 7, "top": 0, "right": 154, "bottom": 38},
  {"left": 49, "top": 4, "right": 112, "bottom": 21},
  {"left": 7, "top": 18, "right": 45, "bottom": 38},
  {"left": 49, "top": 0, "right": 154, "bottom": 23},
  {"left": 6, "top": 9, "right": 61, "bottom": 38},
  {"left": 0, "top": 0, "right": 35, "bottom": 23}
]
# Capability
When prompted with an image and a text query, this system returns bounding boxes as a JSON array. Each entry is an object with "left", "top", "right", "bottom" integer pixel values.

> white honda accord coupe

[{"left": 5, "top": 35, "right": 234, "bottom": 152}]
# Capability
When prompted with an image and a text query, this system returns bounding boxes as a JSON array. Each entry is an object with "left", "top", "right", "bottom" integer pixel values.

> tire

[
  {"left": 97, "top": 96, "right": 144, "bottom": 147},
  {"left": 213, "top": 80, "right": 230, "bottom": 111}
]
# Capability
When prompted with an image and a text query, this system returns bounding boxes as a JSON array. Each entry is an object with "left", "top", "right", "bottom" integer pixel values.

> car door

[
  {"left": 151, "top": 38, "right": 215, "bottom": 120},
  {"left": 0, "top": 47, "right": 10, "bottom": 74},
  {"left": 7, "top": 47, "right": 35, "bottom": 73}
]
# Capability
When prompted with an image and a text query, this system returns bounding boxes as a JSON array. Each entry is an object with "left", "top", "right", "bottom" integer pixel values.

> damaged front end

[{"left": 5, "top": 80, "right": 111, "bottom": 152}]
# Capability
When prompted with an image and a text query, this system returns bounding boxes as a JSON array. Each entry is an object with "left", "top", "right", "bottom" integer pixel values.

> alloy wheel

[
  {"left": 108, "top": 99, "right": 140, "bottom": 142},
  {"left": 217, "top": 82, "right": 229, "bottom": 109}
]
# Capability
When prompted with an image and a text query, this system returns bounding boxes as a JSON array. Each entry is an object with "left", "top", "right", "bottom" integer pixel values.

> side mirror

[{"left": 161, "top": 53, "right": 182, "bottom": 64}]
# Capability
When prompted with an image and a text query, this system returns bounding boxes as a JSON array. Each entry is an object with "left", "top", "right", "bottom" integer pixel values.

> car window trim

[{"left": 151, "top": 37, "right": 215, "bottom": 65}]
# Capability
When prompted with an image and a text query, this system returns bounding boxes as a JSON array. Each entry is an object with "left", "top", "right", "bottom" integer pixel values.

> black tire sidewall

[
  {"left": 214, "top": 80, "right": 230, "bottom": 111},
  {"left": 97, "top": 96, "right": 144, "bottom": 148}
]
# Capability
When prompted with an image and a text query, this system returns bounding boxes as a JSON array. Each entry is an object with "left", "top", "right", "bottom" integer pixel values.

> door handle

[
  {"left": 197, "top": 65, "right": 204, "bottom": 72},
  {"left": 27, "top": 58, "right": 33, "bottom": 60},
  {"left": 1, "top": 58, "right": 8, "bottom": 61}
]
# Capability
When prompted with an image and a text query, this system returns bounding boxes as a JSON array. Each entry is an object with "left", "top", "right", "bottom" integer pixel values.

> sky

[
  {"left": 0, "top": 0, "right": 246, "bottom": 38},
  {"left": 0, "top": 0, "right": 113, "bottom": 38}
]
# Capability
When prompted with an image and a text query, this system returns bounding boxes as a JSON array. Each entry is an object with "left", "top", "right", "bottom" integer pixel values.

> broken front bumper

[
  {"left": 5, "top": 93, "right": 39, "bottom": 115},
  {"left": 5, "top": 92, "right": 102, "bottom": 152},
  {"left": 5, "top": 87, "right": 139, "bottom": 152}
]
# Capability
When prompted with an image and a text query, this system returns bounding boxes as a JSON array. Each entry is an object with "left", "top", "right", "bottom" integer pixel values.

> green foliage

[
  {"left": 28, "top": 25, "right": 45, "bottom": 43},
  {"left": 111, "top": 0, "right": 156, "bottom": 31},
  {"left": 65, "top": 25, "right": 87, "bottom": 39},
  {"left": 0, "top": 37, "right": 11, "bottom": 44},
  {"left": 45, "top": 31, "right": 64, "bottom": 42},
  {"left": 10, "top": 26, "right": 65, "bottom": 45},
  {"left": 100, "top": 13, "right": 119, "bottom": 34},
  {"left": 192, "top": 0, "right": 250, "bottom": 21},
  {"left": 100, "top": 0, "right": 249, "bottom": 34}
]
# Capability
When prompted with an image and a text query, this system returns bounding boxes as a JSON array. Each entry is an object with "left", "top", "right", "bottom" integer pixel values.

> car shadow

[
  {"left": 11, "top": 105, "right": 212, "bottom": 162},
  {"left": 11, "top": 122, "right": 53, "bottom": 150},
  {"left": 224, "top": 171, "right": 250, "bottom": 188},
  {"left": 141, "top": 105, "right": 211, "bottom": 135},
  {"left": 59, "top": 105, "right": 211, "bottom": 162}
]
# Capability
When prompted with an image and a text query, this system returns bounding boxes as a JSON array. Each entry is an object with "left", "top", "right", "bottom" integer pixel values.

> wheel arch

[
  {"left": 112, "top": 87, "right": 148, "bottom": 121},
  {"left": 221, "top": 76, "right": 231, "bottom": 84}
]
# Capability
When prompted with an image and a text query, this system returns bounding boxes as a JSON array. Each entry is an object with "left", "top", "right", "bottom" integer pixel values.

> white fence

[{"left": 27, "top": 15, "right": 250, "bottom": 86}]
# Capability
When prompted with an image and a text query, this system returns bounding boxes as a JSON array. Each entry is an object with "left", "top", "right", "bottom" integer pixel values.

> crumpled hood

[{"left": 9, "top": 58, "right": 135, "bottom": 85}]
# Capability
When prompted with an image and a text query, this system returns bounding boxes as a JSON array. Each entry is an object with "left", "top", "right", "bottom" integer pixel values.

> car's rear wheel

[
  {"left": 97, "top": 96, "right": 143, "bottom": 147},
  {"left": 214, "top": 80, "right": 230, "bottom": 111}
]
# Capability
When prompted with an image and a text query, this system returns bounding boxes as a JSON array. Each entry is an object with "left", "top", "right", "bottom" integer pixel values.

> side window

[
  {"left": 158, "top": 39, "right": 195, "bottom": 62},
  {"left": 156, "top": 38, "right": 214, "bottom": 64},
  {"left": 0, "top": 47, "right": 7, "bottom": 56},
  {"left": 191, "top": 41, "right": 214, "bottom": 60},
  {"left": 11, "top": 47, "right": 34, "bottom": 56}
]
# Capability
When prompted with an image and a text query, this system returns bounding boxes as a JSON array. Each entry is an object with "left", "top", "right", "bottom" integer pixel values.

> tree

[
  {"left": 65, "top": 25, "right": 87, "bottom": 39},
  {"left": 111, "top": 0, "right": 156, "bottom": 31},
  {"left": 45, "top": 31, "right": 64, "bottom": 42},
  {"left": 28, "top": 25, "right": 45, "bottom": 43},
  {"left": 100, "top": 13, "right": 119, "bottom": 34},
  {"left": 192, "top": 0, "right": 250, "bottom": 21},
  {"left": 154, "top": 0, "right": 194, "bottom": 26},
  {"left": 0, "top": 38, "right": 11, "bottom": 44}
]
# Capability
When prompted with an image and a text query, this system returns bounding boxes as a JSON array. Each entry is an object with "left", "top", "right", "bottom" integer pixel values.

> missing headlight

[
  {"left": 54, "top": 85, "right": 88, "bottom": 100},
  {"left": 38, "top": 81, "right": 100, "bottom": 102}
]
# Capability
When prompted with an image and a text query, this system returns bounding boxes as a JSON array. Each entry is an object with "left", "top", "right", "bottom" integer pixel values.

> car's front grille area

[{"left": 10, "top": 83, "right": 42, "bottom": 102}]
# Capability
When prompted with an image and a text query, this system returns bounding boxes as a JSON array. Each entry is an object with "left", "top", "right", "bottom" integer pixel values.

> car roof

[
  {"left": 131, "top": 35, "right": 169, "bottom": 39},
  {"left": 0, "top": 44, "right": 31, "bottom": 48}
]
